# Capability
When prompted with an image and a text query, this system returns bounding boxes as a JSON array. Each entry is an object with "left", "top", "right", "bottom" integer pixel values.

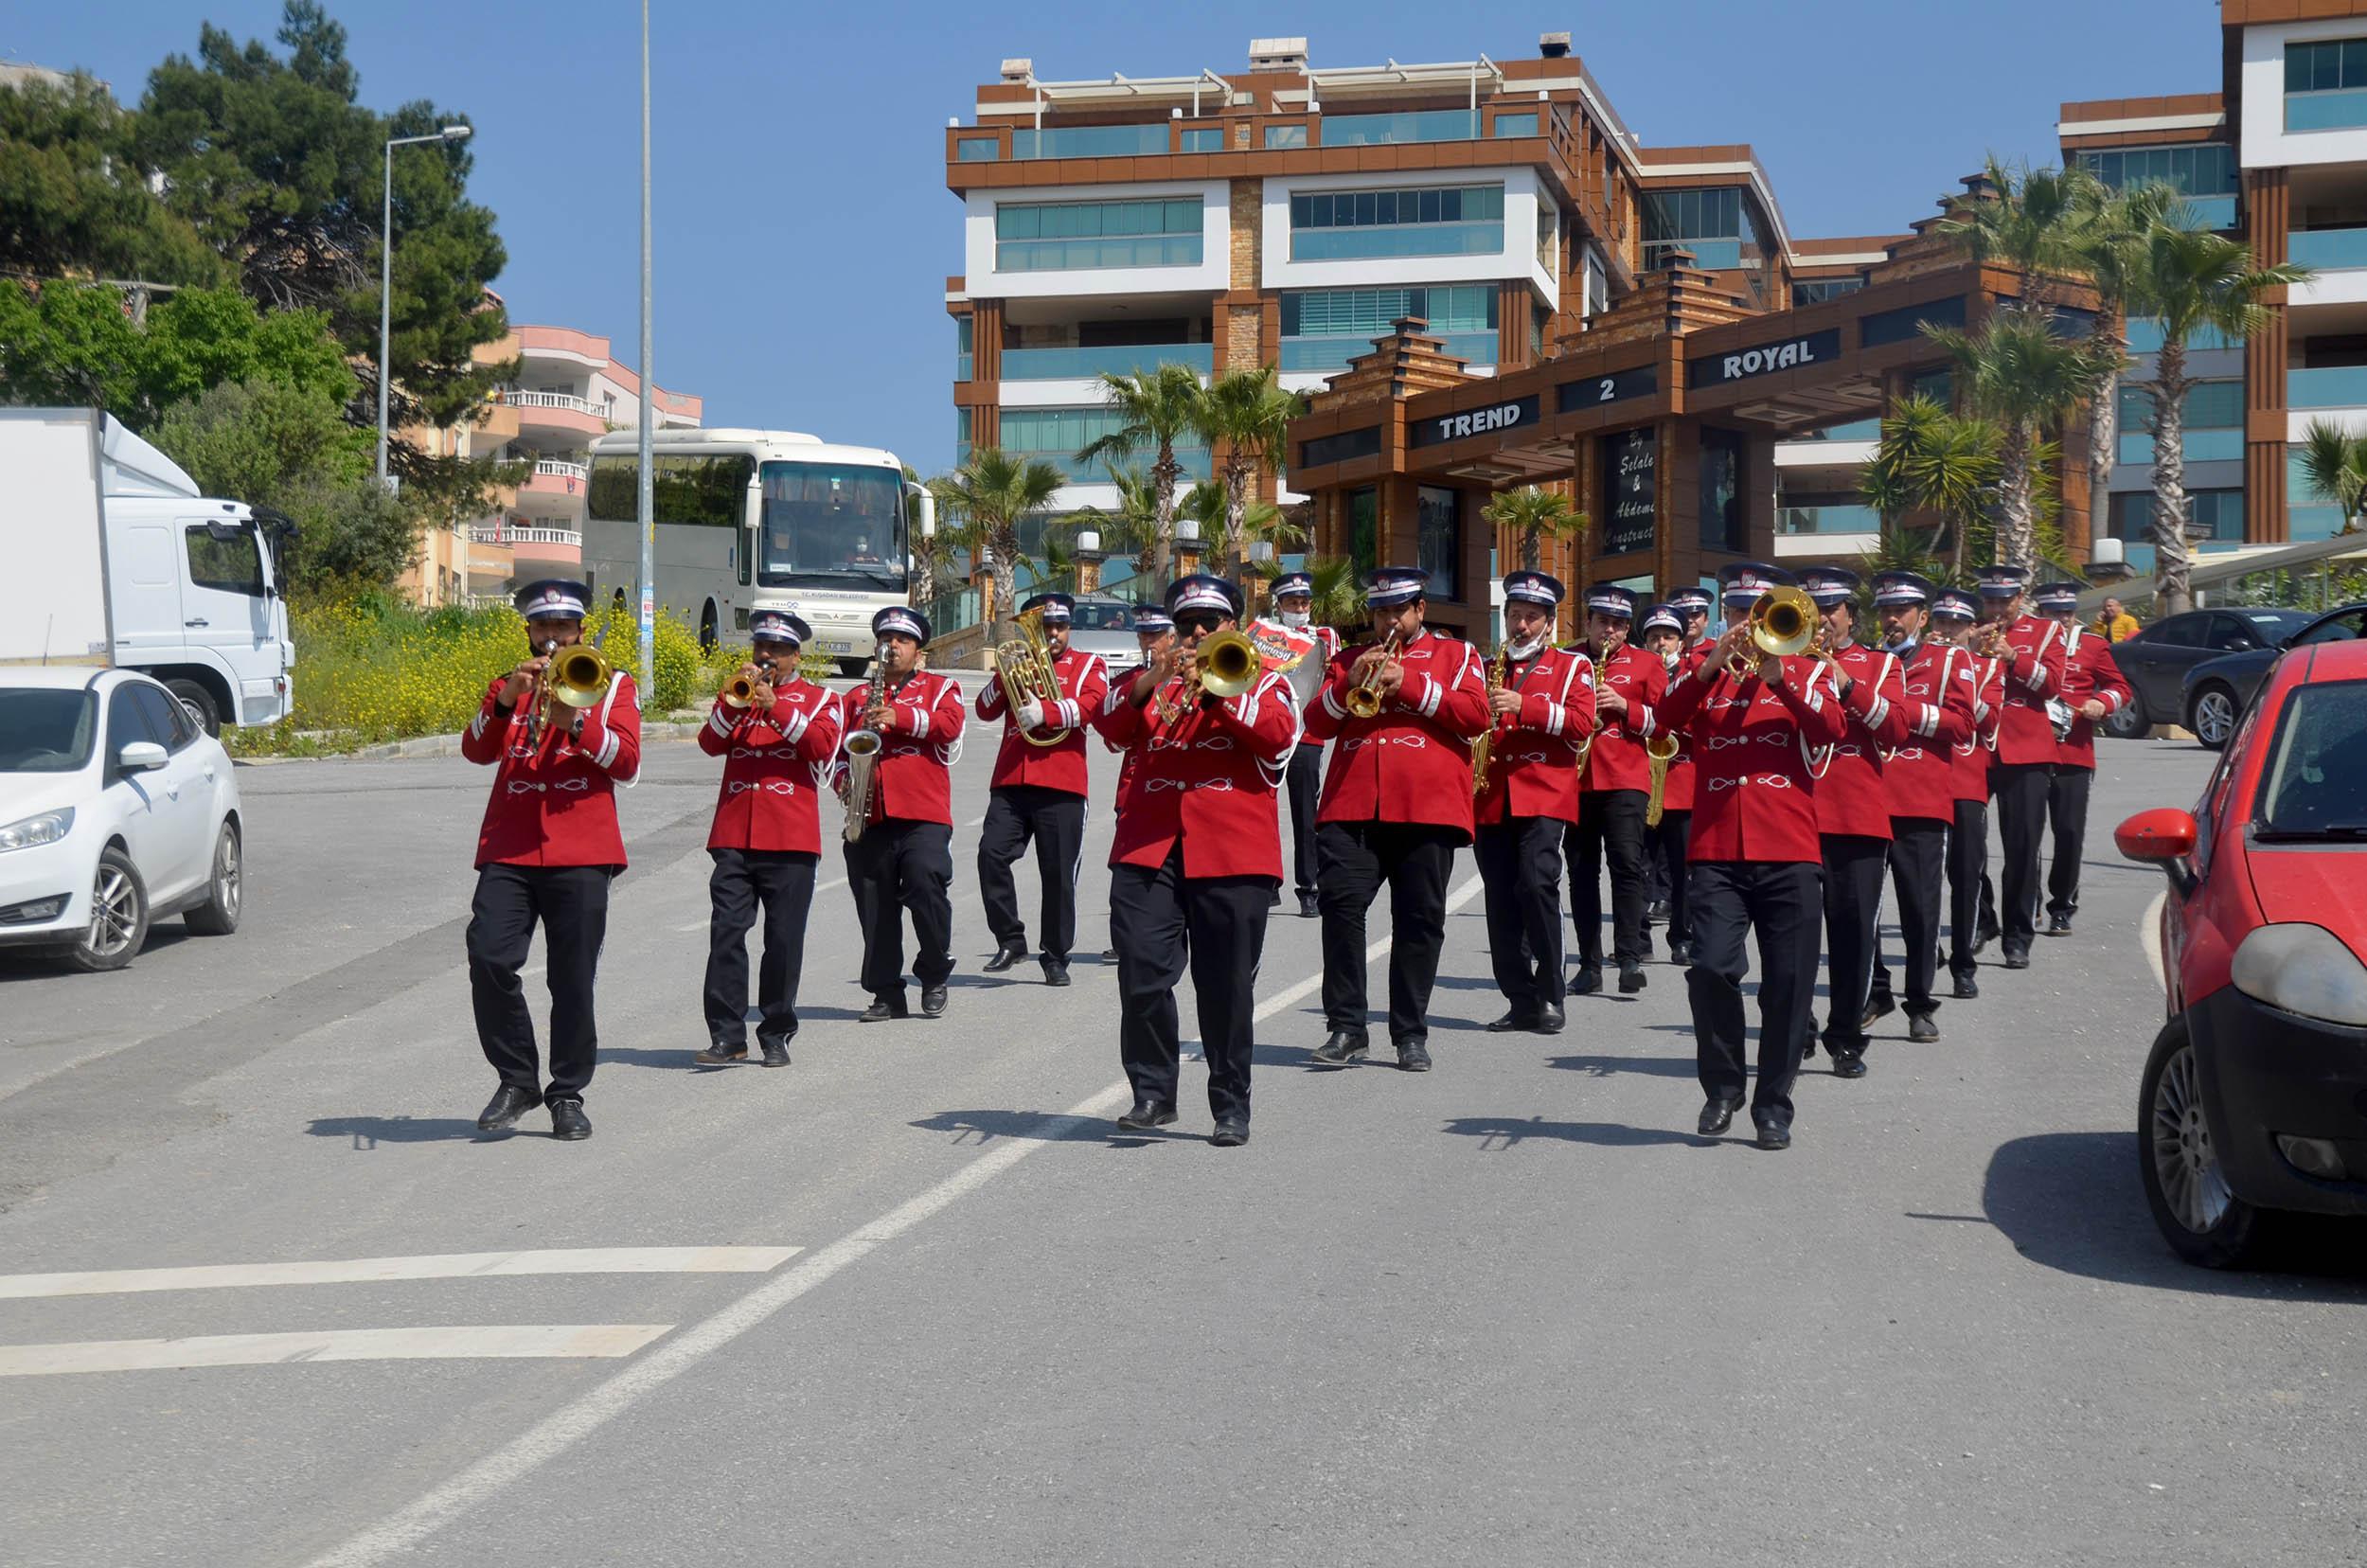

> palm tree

[
  {"left": 1936, "top": 156, "right": 2101, "bottom": 308},
  {"left": 1859, "top": 394, "right": 2002, "bottom": 582},
  {"left": 1180, "top": 481, "right": 1308, "bottom": 579},
  {"left": 2122, "top": 224, "right": 2309, "bottom": 613},
  {"left": 926, "top": 448, "right": 1066, "bottom": 642},
  {"left": 2298, "top": 419, "right": 2367, "bottom": 535},
  {"left": 1063, "top": 463, "right": 1163, "bottom": 588},
  {"left": 1077, "top": 364, "right": 1205, "bottom": 587},
  {"left": 1480, "top": 485, "right": 1589, "bottom": 571},
  {"left": 1248, "top": 553, "right": 1362, "bottom": 629},
  {"left": 1199, "top": 365, "right": 1307, "bottom": 574},
  {"left": 2068, "top": 181, "right": 2180, "bottom": 553}
]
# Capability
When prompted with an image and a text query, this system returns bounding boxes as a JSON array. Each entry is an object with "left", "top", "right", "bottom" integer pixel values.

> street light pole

[
  {"left": 377, "top": 124, "right": 473, "bottom": 488},
  {"left": 637, "top": 0, "right": 655, "bottom": 700}
]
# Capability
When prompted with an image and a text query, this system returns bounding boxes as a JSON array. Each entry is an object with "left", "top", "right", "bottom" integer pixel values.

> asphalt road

[{"left": 2, "top": 711, "right": 2362, "bottom": 1568}]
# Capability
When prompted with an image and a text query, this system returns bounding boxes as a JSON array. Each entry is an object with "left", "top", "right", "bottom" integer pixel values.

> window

[
  {"left": 1280, "top": 285, "right": 1499, "bottom": 370},
  {"left": 1299, "top": 426, "right": 1381, "bottom": 468},
  {"left": 1791, "top": 277, "right": 1864, "bottom": 307},
  {"left": 1536, "top": 204, "right": 1558, "bottom": 275},
  {"left": 129, "top": 684, "right": 195, "bottom": 752},
  {"left": 756, "top": 462, "right": 906, "bottom": 591},
  {"left": 1643, "top": 187, "right": 1747, "bottom": 271},
  {"left": 1346, "top": 487, "right": 1379, "bottom": 580},
  {"left": 2145, "top": 612, "right": 2210, "bottom": 648},
  {"left": 1699, "top": 428, "right": 1745, "bottom": 553},
  {"left": 1322, "top": 108, "right": 1480, "bottom": 146},
  {"left": 186, "top": 525, "right": 263, "bottom": 597},
  {"left": 2109, "top": 489, "right": 2242, "bottom": 541},
  {"left": 2295, "top": 609, "right": 2367, "bottom": 646},
  {"left": 0, "top": 688, "right": 96, "bottom": 773},
  {"left": 1264, "top": 124, "right": 1308, "bottom": 150},
  {"left": 2287, "top": 40, "right": 2367, "bottom": 131},
  {"left": 1179, "top": 127, "right": 1222, "bottom": 152},
  {"left": 2205, "top": 614, "right": 2265, "bottom": 652},
  {"left": 588, "top": 454, "right": 754, "bottom": 528},
  {"left": 1416, "top": 486, "right": 1461, "bottom": 600},
  {"left": 1909, "top": 368, "right": 1953, "bottom": 407},
  {"left": 1492, "top": 112, "right": 1539, "bottom": 138},
  {"left": 2254, "top": 679, "right": 2367, "bottom": 835},
  {"left": 955, "top": 316, "right": 973, "bottom": 382},
  {"left": 1288, "top": 184, "right": 1504, "bottom": 261},
  {"left": 999, "top": 407, "right": 1209, "bottom": 480},
  {"left": 2119, "top": 380, "right": 2242, "bottom": 432},
  {"left": 105, "top": 684, "right": 166, "bottom": 771},
  {"left": 1009, "top": 123, "right": 1169, "bottom": 159},
  {"left": 2076, "top": 144, "right": 2236, "bottom": 229},
  {"left": 955, "top": 136, "right": 1000, "bottom": 162},
  {"left": 994, "top": 199, "right": 1202, "bottom": 272},
  {"left": 955, "top": 407, "right": 973, "bottom": 468}
]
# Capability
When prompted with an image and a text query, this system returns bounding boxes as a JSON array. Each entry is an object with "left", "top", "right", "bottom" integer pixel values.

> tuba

[
  {"left": 842, "top": 653, "right": 887, "bottom": 842},
  {"left": 1346, "top": 626, "right": 1405, "bottom": 719},
  {"left": 1470, "top": 643, "right": 1510, "bottom": 797},
  {"left": 994, "top": 606, "right": 1064, "bottom": 748}
]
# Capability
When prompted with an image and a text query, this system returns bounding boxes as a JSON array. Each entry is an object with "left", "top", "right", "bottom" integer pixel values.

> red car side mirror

[{"left": 2116, "top": 808, "right": 2198, "bottom": 864}]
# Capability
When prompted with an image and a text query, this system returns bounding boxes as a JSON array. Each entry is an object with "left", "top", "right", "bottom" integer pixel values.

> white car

[{"left": 0, "top": 668, "right": 243, "bottom": 971}]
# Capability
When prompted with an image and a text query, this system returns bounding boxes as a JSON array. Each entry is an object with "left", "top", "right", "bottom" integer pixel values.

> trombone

[{"left": 1164, "top": 629, "right": 1259, "bottom": 720}]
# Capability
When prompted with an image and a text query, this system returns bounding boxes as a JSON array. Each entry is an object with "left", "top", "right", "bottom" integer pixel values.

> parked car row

[{"left": 2105, "top": 601, "right": 2367, "bottom": 749}]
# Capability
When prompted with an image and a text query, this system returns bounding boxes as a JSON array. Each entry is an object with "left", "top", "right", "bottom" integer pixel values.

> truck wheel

[
  {"left": 166, "top": 679, "right": 222, "bottom": 737},
  {"left": 2137, "top": 1021, "right": 2264, "bottom": 1268},
  {"left": 699, "top": 602, "right": 721, "bottom": 652},
  {"left": 185, "top": 821, "right": 242, "bottom": 935},
  {"left": 67, "top": 846, "right": 149, "bottom": 972},
  {"left": 838, "top": 659, "right": 866, "bottom": 679}
]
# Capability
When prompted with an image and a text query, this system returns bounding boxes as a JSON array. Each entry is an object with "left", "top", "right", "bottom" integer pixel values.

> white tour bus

[{"left": 582, "top": 428, "right": 932, "bottom": 675}]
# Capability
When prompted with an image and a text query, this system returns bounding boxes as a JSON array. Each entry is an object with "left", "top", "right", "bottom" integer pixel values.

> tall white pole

[
  {"left": 636, "top": 0, "right": 656, "bottom": 698},
  {"left": 377, "top": 138, "right": 394, "bottom": 485}
]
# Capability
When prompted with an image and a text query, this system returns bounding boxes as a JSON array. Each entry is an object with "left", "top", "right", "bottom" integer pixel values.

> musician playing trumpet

[
  {"left": 1472, "top": 571, "right": 1596, "bottom": 1037},
  {"left": 693, "top": 607, "right": 845, "bottom": 1069},
  {"left": 975, "top": 593, "right": 1108, "bottom": 987}
]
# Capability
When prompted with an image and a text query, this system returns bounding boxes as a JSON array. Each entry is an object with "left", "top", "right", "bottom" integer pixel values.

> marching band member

[
  {"left": 460, "top": 579, "right": 641, "bottom": 1142},
  {"left": 1305, "top": 566, "right": 1490, "bottom": 1073},
  {"left": 975, "top": 592, "right": 1108, "bottom": 986},
  {"left": 1646, "top": 562, "right": 1848, "bottom": 1150},
  {"left": 1860, "top": 572, "right": 1976, "bottom": 1044},
  {"left": 1672, "top": 586, "right": 1717, "bottom": 668},
  {"left": 1473, "top": 571, "right": 1597, "bottom": 1035},
  {"left": 693, "top": 607, "right": 845, "bottom": 1068},
  {"left": 1974, "top": 565, "right": 2069, "bottom": 971},
  {"left": 1093, "top": 576, "right": 1300, "bottom": 1146},
  {"left": 1251, "top": 571, "right": 1341, "bottom": 919},
  {"left": 2035, "top": 581, "right": 2133, "bottom": 936},
  {"left": 1567, "top": 584, "right": 1666, "bottom": 996},
  {"left": 1798, "top": 565, "right": 1910, "bottom": 1078},
  {"left": 1637, "top": 601, "right": 1697, "bottom": 965},
  {"left": 1097, "top": 604, "right": 1177, "bottom": 965},
  {"left": 835, "top": 604, "right": 966, "bottom": 1022},
  {"left": 1931, "top": 590, "right": 2002, "bottom": 998}
]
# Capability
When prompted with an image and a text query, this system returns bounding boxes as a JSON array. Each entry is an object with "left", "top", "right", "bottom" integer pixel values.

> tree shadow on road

[
  {"left": 1441, "top": 1114, "right": 1709, "bottom": 1151},
  {"left": 1548, "top": 1052, "right": 1699, "bottom": 1078},
  {"left": 305, "top": 1115, "right": 508, "bottom": 1148},
  {"left": 910, "top": 1108, "right": 1167, "bottom": 1149},
  {"left": 1984, "top": 1131, "right": 2367, "bottom": 1301}
]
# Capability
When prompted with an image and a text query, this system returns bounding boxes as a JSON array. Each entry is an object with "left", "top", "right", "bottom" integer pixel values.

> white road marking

[
  {"left": 2140, "top": 888, "right": 2166, "bottom": 991},
  {"left": 673, "top": 876, "right": 849, "bottom": 931},
  {"left": 308, "top": 874, "right": 1485, "bottom": 1568},
  {"left": 0, "top": 1246, "right": 801, "bottom": 1301},
  {"left": 0, "top": 1325, "right": 671, "bottom": 1378}
]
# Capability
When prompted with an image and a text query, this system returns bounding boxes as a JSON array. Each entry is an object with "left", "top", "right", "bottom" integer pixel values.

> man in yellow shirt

[{"left": 2091, "top": 597, "right": 2139, "bottom": 643}]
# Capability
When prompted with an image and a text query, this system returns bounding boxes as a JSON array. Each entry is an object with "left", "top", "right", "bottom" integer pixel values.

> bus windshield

[{"left": 757, "top": 462, "right": 906, "bottom": 592}]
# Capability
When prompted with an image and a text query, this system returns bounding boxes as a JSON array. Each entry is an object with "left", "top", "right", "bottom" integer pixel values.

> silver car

[{"left": 1064, "top": 594, "right": 1151, "bottom": 680}]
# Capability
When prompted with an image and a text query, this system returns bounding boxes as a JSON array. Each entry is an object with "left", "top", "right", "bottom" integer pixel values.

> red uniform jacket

[
  {"left": 698, "top": 678, "right": 845, "bottom": 854},
  {"left": 1811, "top": 644, "right": 1913, "bottom": 842},
  {"left": 975, "top": 647, "right": 1109, "bottom": 796},
  {"left": 1883, "top": 643, "right": 1979, "bottom": 825},
  {"left": 1992, "top": 615, "right": 2071, "bottom": 767},
  {"left": 1094, "top": 668, "right": 1299, "bottom": 880},
  {"left": 1473, "top": 645, "right": 1597, "bottom": 827},
  {"left": 1953, "top": 654, "right": 2003, "bottom": 805},
  {"left": 2056, "top": 625, "right": 2134, "bottom": 770},
  {"left": 1655, "top": 657, "right": 1699, "bottom": 815},
  {"left": 832, "top": 669, "right": 966, "bottom": 828},
  {"left": 1582, "top": 642, "right": 1669, "bottom": 795},
  {"left": 462, "top": 672, "right": 642, "bottom": 868},
  {"left": 1646, "top": 655, "right": 1850, "bottom": 864},
  {"left": 1305, "top": 628, "right": 1491, "bottom": 841}
]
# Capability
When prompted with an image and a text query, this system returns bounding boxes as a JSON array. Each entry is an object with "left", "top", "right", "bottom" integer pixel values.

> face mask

[
  {"left": 1661, "top": 649, "right": 1681, "bottom": 673},
  {"left": 1882, "top": 633, "right": 1918, "bottom": 656},
  {"left": 1278, "top": 610, "right": 1309, "bottom": 629},
  {"left": 1506, "top": 632, "right": 1548, "bottom": 661}
]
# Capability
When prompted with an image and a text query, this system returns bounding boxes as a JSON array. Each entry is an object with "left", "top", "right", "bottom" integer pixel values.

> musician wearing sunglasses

[
  {"left": 1091, "top": 575, "right": 1300, "bottom": 1147},
  {"left": 459, "top": 579, "right": 642, "bottom": 1142},
  {"left": 692, "top": 606, "right": 845, "bottom": 1070}
]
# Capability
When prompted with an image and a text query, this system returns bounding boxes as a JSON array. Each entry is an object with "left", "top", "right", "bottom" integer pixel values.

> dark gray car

[
  {"left": 2180, "top": 601, "right": 2367, "bottom": 749},
  {"left": 2105, "top": 607, "right": 2310, "bottom": 738}
]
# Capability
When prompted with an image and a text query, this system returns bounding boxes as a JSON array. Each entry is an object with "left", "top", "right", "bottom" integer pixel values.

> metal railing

[
  {"left": 469, "top": 525, "right": 582, "bottom": 547},
  {"left": 532, "top": 458, "right": 589, "bottom": 481},
  {"left": 502, "top": 391, "right": 603, "bottom": 417}
]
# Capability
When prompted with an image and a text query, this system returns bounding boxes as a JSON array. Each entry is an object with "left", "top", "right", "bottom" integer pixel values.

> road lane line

[
  {"left": 2140, "top": 888, "right": 2166, "bottom": 991},
  {"left": 0, "top": 1326, "right": 671, "bottom": 1378},
  {"left": 308, "top": 874, "right": 1483, "bottom": 1568},
  {"left": 0, "top": 1246, "right": 801, "bottom": 1301},
  {"left": 673, "top": 876, "right": 849, "bottom": 931}
]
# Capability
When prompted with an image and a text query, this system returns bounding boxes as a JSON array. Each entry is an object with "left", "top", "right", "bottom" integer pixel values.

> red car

[{"left": 2118, "top": 637, "right": 2367, "bottom": 1267}]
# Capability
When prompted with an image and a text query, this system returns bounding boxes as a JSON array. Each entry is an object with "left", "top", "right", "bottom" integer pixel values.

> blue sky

[{"left": 12, "top": 0, "right": 2216, "bottom": 475}]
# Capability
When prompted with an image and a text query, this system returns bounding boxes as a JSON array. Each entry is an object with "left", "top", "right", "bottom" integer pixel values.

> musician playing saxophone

[
  {"left": 1568, "top": 584, "right": 1665, "bottom": 998},
  {"left": 831, "top": 605, "right": 965, "bottom": 1022},
  {"left": 1472, "top": 571, "right": 1596, "bottom": 1036},
  {"left": 974, "top": 593, "right": 1109, "bottom": 987},
  {"left": 1637, "top": 602, "right": 1698, "bottom": 966},
  {"left": 693, "top": 606, "right": 845, "bottom": 1069}
]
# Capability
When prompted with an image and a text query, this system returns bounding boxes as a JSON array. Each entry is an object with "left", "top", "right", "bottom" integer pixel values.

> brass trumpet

[
  {"left": 721, "top": 657, "right": 776, "bottom": 708},
  {"left": 1346, "top": 626, "right": 1405, "bottom": 719}
]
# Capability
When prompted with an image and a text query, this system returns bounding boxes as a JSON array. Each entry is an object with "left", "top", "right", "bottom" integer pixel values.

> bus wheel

[{"left": 699, "top": 602, "right": 720, "bottom": 652}]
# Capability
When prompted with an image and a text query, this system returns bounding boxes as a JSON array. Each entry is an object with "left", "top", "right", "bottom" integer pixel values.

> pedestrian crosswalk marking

[
  {"left": 0, "top": 1325, "right": 672, "bottom": 1377},
  {"left": 0, "top": 1246, "right": 800, "bottom": 1300}
]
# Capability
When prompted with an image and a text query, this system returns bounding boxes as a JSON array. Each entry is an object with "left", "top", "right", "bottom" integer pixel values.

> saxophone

[
  {"left": 1470, "top": 643, "right": 1510, "bottom": 797},
  {"left": 841, "top": 653, "right": 888, "bottom": 843}
]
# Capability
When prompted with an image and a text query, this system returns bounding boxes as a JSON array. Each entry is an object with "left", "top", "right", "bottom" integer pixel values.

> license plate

[{"left": 824, "top": 640, "right": 853, "bottom": 653}]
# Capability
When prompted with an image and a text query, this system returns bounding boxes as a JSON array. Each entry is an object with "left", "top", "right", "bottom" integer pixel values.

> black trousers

[
  {"left": 2046, "top": 763, "right": 2093, "bottom": 919},
  {"left": 1687, "top": 860, "right": 1823, "bottom": 1129},
  {"left": 1317, "top": 820, "right": 1459, "bottom": 1044},
  {"left": 1286, "top": 743, "right": 1324, "bottom": 899},
  {"left": 845, "top": 818, "right": 954, "bottom": 1000},
  {"left": 1647, "top": 808, "right": 1694, "bottom": 948},
  {"left": 1110, "top": 846, "right": 1270, "bottom": 1124},
  {"left": 1476, "top": 814, "right": 1566, "bottom": 1016},
  {"left": 1567, "top": 788, "right": 1649, "bottom": 969},
  {"left": 1949, "top": 798, "right": 1989, "bottom": 984},
  {"left": 1867, "top": 818, "right": 1947, "bottom": 1015},
  {"left": 1820, "top": 834, "right": 1890, "bottom": 1054},
  {"left": 467, "top": 863, "right": 614, "bottom": 1102},
  {"left": 977, "top": 784, "right": 1086, "bottom": 962},
  {"left": 1991, "top": 762, "right": 2053, "bottom": 953},
  {"left": 703, "top": 847, "right": 818, "bottom": 1050}
]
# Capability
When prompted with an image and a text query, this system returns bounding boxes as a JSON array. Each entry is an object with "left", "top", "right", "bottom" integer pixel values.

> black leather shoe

[
  {"left": 1830, "top": 1050, "right": 1867, "bottom": 1079},
  {"left": 1698, "top": 1097, "right": 1741, "bottom": 1136},
  {"left": 1115, "top": 1099, "right": 1178, "bottom": 1131},
  {"left": 2047, "top": 913, "right": 2073, "bottom": 936},
  {"left": 1297, "top": 893, "right": 1320, "bottom": 919},
  {"left": 1974, "top": 918, "right": 2001, "bottom": 953},
  {"left": 1486, "top": 1009, "right": 1540, "bottom": 1033},
  {"left": 1397, "top": 1039, "right": 1433, "bottom": 1073},
  {"left": 1647, "top": 899, "right": 1671, "bottom": 924},
  {"left": 1952, "top": 973, "right": 1980, "bottom": 1000},
  {"left": 1210, "top": 1119, "right": 1250, "bottom": 1148},
  {"left": 1618, "top": 962, "right": 1646, "bottom": 994},
  {"left": 476, "top": 1085, "right": 540, "bottom": 1131},
  {"left": 694, "top": 1042, "right": 748, "bottom": 1066},
  {"left": 1860, "top": 994, "right": 1895, "bottom": 1031},
  {"left": 1753, "top": 1117, "right": 1791, "bottom": 1151},
  {"left": 1101, "top": 948, "right": 1117, "bottom": 962},
  {"left": 1536, "top": 1001, "right": 1566, "bottom": 1036},
  {"left": 1309, "top": 1031, "right": 1368, "bottom": 1066},
  {"left": 1907, "top": 1012, "right": 1939, "bottom": 1042},
  {"left": 1041, "top": 959, "right": 1071, "bottom": 987},
  {"left": 2002, "top": 947, "right": 2031, "bottom": 971},
  {"left": 1269, "top": 887, "right": 1283, "bottom": 908},
  {"left": 984, "top": 942, "right": 1028, "bottom": 973},
  {"left": 920, "top": 984, "right": 949, "bottom": 1018},
  {"left": 760, "top": 1038, "right": 792, "bottom": 1068},
  {"left": 859, "top": 995, "right": 909, "bottom": 1023},
  {"left": 1569, "top": 966, "right": 1602, "bottom": 995},
  {"left": 1666, "top": 940, "right": 1693, "bottom": 967},
  {"left": 548, "top": 1097, "right": 591, "bottom": 1141}
]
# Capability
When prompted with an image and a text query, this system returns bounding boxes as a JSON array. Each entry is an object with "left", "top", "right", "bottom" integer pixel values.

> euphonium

[
  {"left": 994, "top": 606, "right": 1064, "bottom": 749},
  {"left": 842, "top": 653, "right": 887, "bottom": 843},
  {"left": 1470, "top": 643, "right": 1510, "bottom": 797},
  {"left": 1346, "top": 626, "right": 1405, "bottom": 719},
  {"left": 1644, "top": 732, "right": 1681, "bottom": 827}
]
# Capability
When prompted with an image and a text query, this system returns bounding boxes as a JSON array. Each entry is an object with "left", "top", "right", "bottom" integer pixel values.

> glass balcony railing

[
  {"left": 1775, "top": 504, "right": 1879, "bottom": 536},
  {"left": 2291, "top": 226, "right": 2367, "bottom": 269},
  {"left": 2289, "top": 365, "right": 2367, "bottom": 408},
  {"left": 1642, "top": 239, "right": 1746, "bottom": 272},
  {"left": 1001, "top": 343, "right": 1213, "bottom": 381},
  {"left": 1800, "top": 419, "right": 1880, "bottom": 441},
  {"left": 1011, "top": 124, "right": 1172, "bottom": 159},
  {"left": 1006, "top": 447, "right": 1214, "bottom": 483},
  {"left": 2126, "top": 317, "right": 2241, "bottom": 353},
  {"left": 1320, "top": 108, "right": 1483, "bottom": 147},
  {"left": 2287, "top": 88, "right": 2367, "bottom": 133},
  {"left": 1280, "top": 331, "right": 1497, "bottom": 373},
  {"left": 2117, "top": 430, "right": 2245, "bottom": 465}
]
